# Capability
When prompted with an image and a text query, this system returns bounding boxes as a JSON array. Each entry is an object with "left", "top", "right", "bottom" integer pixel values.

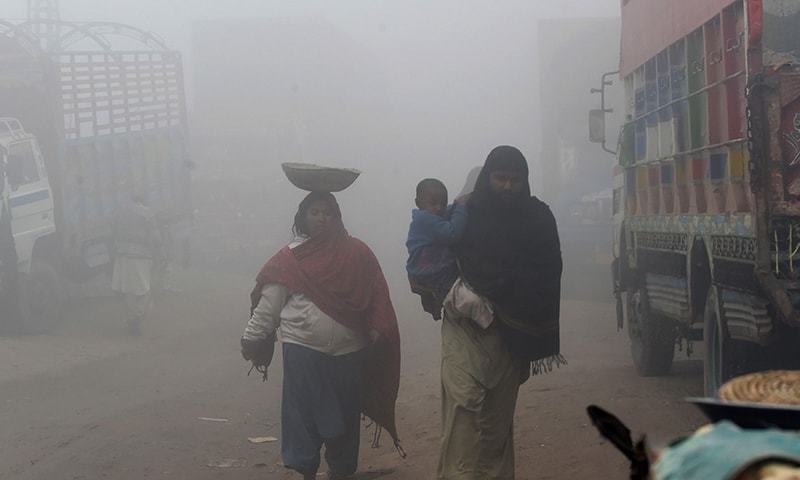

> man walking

[
  {"left": 112, "top": 193, "right": 162, "bottom": 335},
  {"left": 438, "top": 146, "right": 564, "bottom": 479}
]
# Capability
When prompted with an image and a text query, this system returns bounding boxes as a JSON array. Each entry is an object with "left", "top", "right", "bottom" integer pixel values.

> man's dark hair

[
  {"left": 416, "top": 178, "right": 447, "bottom": 199},
  {"left": 292, "top": 191, "right": 341, "bottom": 237}
]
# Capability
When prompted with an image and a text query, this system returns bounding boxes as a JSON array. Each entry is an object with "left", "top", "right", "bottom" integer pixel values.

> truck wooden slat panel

[
  {"left": 62, "top": 82, "right": 178, "bottom": 94},
  {"left": 59, "top": 74, "right": 180, "bottom": 85},
  {"left": 60, "top": 75, "right": 179, "bottom": 85},
  {"left": 55, "top": 51, "right": 186, "bottom": 140},
  {"left": 621, "top": 0, "right": 740, "bottom": 77},
  {"left": 60, "top": 58, "right": 181, "bottom": 67},
  {"left": 64, "top": 103, "right": 181, "bottom": 117},
  {"left": 65, "top": 102, "right": 180, "bottom": 117},
  {"left": 619, "top": 1, "right": 758, "bottom": 218}
]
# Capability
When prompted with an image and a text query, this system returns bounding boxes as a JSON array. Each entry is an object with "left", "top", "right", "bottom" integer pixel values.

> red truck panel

[{"left": 621, "top": 0, "right": 740, "bottom": 77}]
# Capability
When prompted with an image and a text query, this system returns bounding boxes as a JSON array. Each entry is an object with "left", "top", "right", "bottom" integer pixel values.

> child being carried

[{"left": 405, "top": 178, "right": 467, "bottom": 320}]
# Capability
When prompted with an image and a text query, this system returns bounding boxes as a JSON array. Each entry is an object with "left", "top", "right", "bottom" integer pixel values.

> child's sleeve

[{"left": 425, "top": 204, "right": 468, "bottom": 245}]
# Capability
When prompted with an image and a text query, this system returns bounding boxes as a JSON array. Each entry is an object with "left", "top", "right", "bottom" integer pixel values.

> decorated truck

[
  {"left": 0, "top": 20, "right": 192, "bottom": 332},
  {"left": 602, "top": 0, "right": 800, "bottom": 393}
]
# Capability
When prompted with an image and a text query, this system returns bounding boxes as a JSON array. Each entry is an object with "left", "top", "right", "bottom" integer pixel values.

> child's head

[{"left": 415, "top": 178, "right": 448, "bottom": 217}]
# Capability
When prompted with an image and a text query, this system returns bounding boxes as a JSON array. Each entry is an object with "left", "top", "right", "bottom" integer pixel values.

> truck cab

[
  {"left": 0, "top": 118, "right": 58, "bottom": 332},
  {"left": 0, "top": 118, "right": 55, "bottom": 276}
]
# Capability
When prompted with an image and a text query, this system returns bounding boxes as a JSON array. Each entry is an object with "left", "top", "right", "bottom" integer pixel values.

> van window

[{"left": 7, "top": 142, "right": 40, "bottom": 189}]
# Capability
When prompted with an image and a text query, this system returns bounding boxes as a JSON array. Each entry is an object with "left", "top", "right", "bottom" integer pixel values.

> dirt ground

[{"left": 0, "top": 269, "right": 706, "bottom": 480}]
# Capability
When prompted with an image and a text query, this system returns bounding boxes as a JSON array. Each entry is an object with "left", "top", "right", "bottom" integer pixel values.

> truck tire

[
  {"left": 19, "top": 260, "right": 61, "bottom": 334},
  {"left": 627, "top": 287, "right": 676, "bottom": 376},
  {"left": 703, "top": 287, "right": 752, "bottom": 396}
]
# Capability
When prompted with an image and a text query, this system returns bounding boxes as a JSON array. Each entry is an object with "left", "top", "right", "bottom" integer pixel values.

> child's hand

[{"left": 454, "top": 193, "right": 471, "bottom": 206}]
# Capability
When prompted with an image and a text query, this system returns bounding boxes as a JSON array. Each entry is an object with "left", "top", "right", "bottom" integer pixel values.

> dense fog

[
  {"left": 3, "top": 0, "right": 622, "bottom": 288},
  {"left": 0, "top": 1, "right": 650, "bottom": 478}
]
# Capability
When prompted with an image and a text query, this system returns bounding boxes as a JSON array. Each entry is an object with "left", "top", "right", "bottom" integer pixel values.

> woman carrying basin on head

[{"left": 240, "top": 188, "right": 401, "bottom": 480}]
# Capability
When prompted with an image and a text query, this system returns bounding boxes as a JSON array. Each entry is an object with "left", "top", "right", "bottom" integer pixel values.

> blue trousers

[{"left": 281, "top": 343, "right": 363, "bottom": 476}]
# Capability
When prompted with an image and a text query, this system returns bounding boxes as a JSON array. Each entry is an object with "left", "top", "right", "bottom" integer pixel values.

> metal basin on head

[{"left": 281, "top": 162, "right": 361, "bottom": 193}]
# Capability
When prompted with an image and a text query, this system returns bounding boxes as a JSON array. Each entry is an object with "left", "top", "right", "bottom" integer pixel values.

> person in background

[
  {"left": 456, "top": 166, "right": 482, "bottom": 198},
  {"left": 241, "top": 191, "right": 402, "bottom": 480},
  {"left": 405, "top": 178, "right": 468, "bottom": 320},
  {"left": 111, "top": 193, "right": 162, "bottom": 336},
  {"left": 438, "top": 146, "right": 564, "bottom": 480}
]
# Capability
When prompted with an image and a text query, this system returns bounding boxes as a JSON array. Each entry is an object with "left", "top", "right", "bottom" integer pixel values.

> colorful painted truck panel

[{"left": 613, "top": 0, "right": 800, "bottom": 393}]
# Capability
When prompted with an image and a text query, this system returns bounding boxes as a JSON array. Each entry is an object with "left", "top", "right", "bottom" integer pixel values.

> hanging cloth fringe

[
  {"left": 362, "top": 415, "right": 407, "bottom": 458},
  {"left": 247, "top": 363, "right": 269, "bottom": 382},
  {"left": 531, "top": 354, "right": 568, "bottom": 376}
]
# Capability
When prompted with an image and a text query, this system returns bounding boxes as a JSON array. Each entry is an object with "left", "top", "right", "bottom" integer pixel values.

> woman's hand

[
  {"left": 240, "top": 337, "right": 258, "bottom": 361},
  {"left": 240, "top": 335, "right": 276, "bottom": 365},
  {"left": 241, "top": 335, "right": 276, "bottom": 382},
  {"left": 454, "top": 193, "right": 471, "bottom": 206}
]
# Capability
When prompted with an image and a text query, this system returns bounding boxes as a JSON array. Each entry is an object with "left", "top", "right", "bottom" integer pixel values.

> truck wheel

[
  {"left": 19, "top": 261, "right": 61, "bottom": 334},
  {"left": 703, "top": 287, "right": 750, "bottom": 396},
  {"left": 627, "top": 287, "right": 676, "bottom": 376}
]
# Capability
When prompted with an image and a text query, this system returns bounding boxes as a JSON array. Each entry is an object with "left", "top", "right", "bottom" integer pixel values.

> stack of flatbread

[{"left": 720, "top": 371, "right": 800, "bottom": 406}]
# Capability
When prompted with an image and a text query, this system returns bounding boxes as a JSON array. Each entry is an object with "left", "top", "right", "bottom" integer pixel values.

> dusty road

[{"left": 0, "top": 271, "right": 705, "bottom": 480}]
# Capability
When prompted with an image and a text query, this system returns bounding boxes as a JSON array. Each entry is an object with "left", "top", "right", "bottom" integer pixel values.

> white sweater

[{"left": 243, "top": 283, "right": 368, "bottom": 356}]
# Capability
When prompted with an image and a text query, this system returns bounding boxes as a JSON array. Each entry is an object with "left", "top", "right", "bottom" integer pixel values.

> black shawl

[{"left": 456, "top": 146, "right": 564, "bottom": 371}]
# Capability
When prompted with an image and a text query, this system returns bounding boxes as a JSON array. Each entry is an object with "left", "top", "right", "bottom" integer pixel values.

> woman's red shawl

[{"left": 251, "top": 223, "right": 402, "bottom": 444}]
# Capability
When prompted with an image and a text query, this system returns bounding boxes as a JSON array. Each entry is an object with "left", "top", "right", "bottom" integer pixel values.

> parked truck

[
  {"left": 0, "top": 20, "right": 192, "bottom": 332},
  {"left": 599, "top": 0, "right": 800, "bottom": 394}
]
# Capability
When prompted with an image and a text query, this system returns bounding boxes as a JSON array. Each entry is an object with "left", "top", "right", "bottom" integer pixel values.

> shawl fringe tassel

[
  {"left": 363, "top": 416, "right": 407, "bottom": 458},
  {"left": 531, "top": 354, "right": 568, "bottom": 376}
]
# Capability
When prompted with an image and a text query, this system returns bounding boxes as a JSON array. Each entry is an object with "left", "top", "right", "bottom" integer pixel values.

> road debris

[
  {"left": 248, "top": 436, "right": 278, "bottom": 444},
  {"left": 207, "top": 458, "right": 246, "bottom": 468},
  {"left": 198, "top": 417, "right": 229, "bottom": 423}
]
